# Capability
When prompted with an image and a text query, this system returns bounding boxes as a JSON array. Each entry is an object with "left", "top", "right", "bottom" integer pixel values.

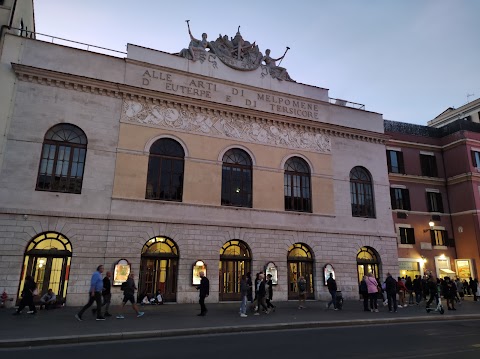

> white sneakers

[
  {"left": 240, "top": 313, "right": 248, "bottom": 317},
  {"left": 137, "top": 312, "right": 145, "bottom": 318}
]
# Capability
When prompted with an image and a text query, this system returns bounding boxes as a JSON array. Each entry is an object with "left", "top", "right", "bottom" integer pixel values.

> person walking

[
  {"left": 385, "top": 273, "right": 398, "bottom": 313},
  {"left": 297, "top": 275, "right": 307, "bottom": 309},
  {"left": 397, "top": 276, "right": 408, "bottom": 308},
  {"left": 196, "top": 271, "right": 209, "bottom": 316},
  {"left": 359, "top": 276, "right": 369, "bottom": 311},
  {"left": 470, "top": 277, "right": 478, "bottom": 301},
  {"left": 246, "top": 272, "right": 253, "bottom": 305},
  {"left": 239, "top": 274, "right": 248, "bottom": 317},
  {"left": 326, "top": 273, "right": 338, "bottom": 310},
  {"left": 13, "top": 275, "right": 37, "bottom": 315},
  {"left": 116, "top": 272, "right": 144, "bottom": 319},
  {"left": 413, "top": 275, "right": 422, "bottom": 304},
  {"left": 442, "top": 277, "right": 456, "bottom": 310},
  {"left": 265, "top": 274, "right": 276, "bottom": 312},
  {"left": 366, "top": 273, "right": 379, "bottom": 312},
  {"left": 254, "top": 273, "right": 269, "bottom": 315},
  {"left": 425, "top": 275, "right": 439, "bottom": 309},
  {"left": 76, "top": 265, "right": 105, "bottom": 321},
  {"left": 93, "top": 270, "right": 112, "bottom": 317},
  {"left": 405, "top": 276, "right": 414, "bottom": 305}
]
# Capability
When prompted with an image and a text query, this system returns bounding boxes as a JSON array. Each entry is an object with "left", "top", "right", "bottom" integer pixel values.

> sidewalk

[{"left": 1, "top": 298, "right": 479, "bottom": 348}]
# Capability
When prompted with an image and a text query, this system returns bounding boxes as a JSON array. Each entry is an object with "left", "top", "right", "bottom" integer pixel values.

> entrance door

[
  {"left": 139, "top": 257, "right": 177, "bottom": 302},
  {"left": 288, "top": 260, "right": 314, "bottom": 299},
  {"left": 357, "top": 264, "right": 379, "bottom": 283},
  {"left": 219, "top": 259, "right": 250, "bottom": 301},
  {"left": 356, "top": 246, "right": 381, "bottom": 284}
]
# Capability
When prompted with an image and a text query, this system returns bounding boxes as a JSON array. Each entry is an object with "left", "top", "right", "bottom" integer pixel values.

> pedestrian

[
  {"left": 254, "top": 273, "right": 269, "bottom": 315},
  {"left": 397, "top": 276, "right": 408, "bottom": 308},
  {"left": 425, "top": 275, "right": 438, "bottom": 309},
  {"left": 442, "top": 277, "right": 456, "bottom": 310},
  {"left": 239, "top": 274, "right": 248, "bottom": 317},
  {"left": 246, "top": 272, "right": 253, "bottom": 304},
  {"left": 454, "top": 278, "right": 463, "bottom": 303},
  {"left": 359, "top": 276, "right": 369, "bottom": 311},
  {"left": 251, "top": 272, "right": 260, "bottom": 312},
  {"left": 297, "top": 275, "right": 307, "bottom": 309},
  {"left": 326, "top": 273, "right": 338, "bottom": 310},
  {"left": 385, "top": 273, "right": 398, "bottom": 313},
  {"left": 93, "top": 270, "right": 112, "bottom": 317},
  {"left": 13, "top": 275, "right": 37, "bottom": 315},
  {"left": 196, "top": 271, "right": 209, "bottom": 316},
  {"left": 265, "top": 274, "right": 276, "bottom": 312},
  {"left": 413, "top": 275, "right": 422, "bottom": 304},
  {"left": 116, "top": 272, "right": 144, "bottom": 319},
  {"left": 76, "top": 265, "right": 106, "bottom": 321},
  {"left": 405, "top": 276, "right": 414, "bottom": 305},
  {"left": 470, "top": 277, "right": 478, "bottom": 301},
  {"left": 365, "top": 272, "right": 379, "bottom": 312}
]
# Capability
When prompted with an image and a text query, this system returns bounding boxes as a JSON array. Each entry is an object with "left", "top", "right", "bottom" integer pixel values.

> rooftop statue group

[{"left": 178, "top": 22, "right": 294, "bottom": 82}]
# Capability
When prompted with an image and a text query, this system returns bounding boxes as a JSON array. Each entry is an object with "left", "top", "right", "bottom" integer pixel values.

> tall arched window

[
  {"left": 284, "top": 157, "right": 311, "bottom": 212},
  {"left": 36, "top": 124, "right": 87, "bottom": 194},
  {"left": 350, "top": 166, "right": 375, "bottom": 218},
  {"left": 221, "top": 148, "right": 252, "bottom": 207},
  {"left": 356, "top": 246, "right": 381, "bottom": 283},
  {"left": 146, "top": 138, "right": 184, "bottom": 201}
]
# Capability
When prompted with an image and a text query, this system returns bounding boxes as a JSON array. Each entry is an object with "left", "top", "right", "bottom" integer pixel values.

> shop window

[
  {"left": 399, "top": 227, "right": 415, "bottom": 244},
  {"left": 420, "top": 154, "right": 438, "bottom": 177},
  {"left": 426, "top": 192, "right": 444, "bottom": 213},
  {"left": 284, "top": 157, "right": 312, "bottom": 212},
  {"left": 221, "top": 148, "right": 252, "bottom": 208},
  {"left": 386, "top": 150, "right": 404, "bottom": 174},
  {"left": 390, "top": 188, "right": 411, "bottom": 210},
  {"left": 36, "top": 124, "right": 87, "bottom": 194},
  {"left": 145, "top": 138, "right": 184, "bottom": 201},
  {"left": 430, "top": 229, "right": 447, "bottom": 246},
  {"left": 350, "top": 166, "right": 375, "bottom": 218}
]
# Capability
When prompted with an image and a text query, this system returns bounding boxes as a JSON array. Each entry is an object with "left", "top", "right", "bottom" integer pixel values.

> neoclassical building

[{"left": 0, "top": 3, "right": 398, "bottom": 305}]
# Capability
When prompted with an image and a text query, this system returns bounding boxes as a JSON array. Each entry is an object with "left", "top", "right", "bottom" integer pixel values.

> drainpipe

[{"left": 441, "top": 140, "right": 456, "bottom": 257}]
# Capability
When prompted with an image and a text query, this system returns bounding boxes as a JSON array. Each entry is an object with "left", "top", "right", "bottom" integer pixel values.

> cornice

[
  {"left": 388, "top": 173, "right": 446, "bottom": 185},
  {"left": 11, "top": 63, "right": 388, "bottom": 146},
  {"left": 386, "top": 139, "right": 441, "bottom": 151}
]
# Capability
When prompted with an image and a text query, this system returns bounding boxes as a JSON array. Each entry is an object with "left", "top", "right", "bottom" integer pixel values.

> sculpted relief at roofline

[
  {"left": 177, "top": 23, "right": 294, "bottom": 82},
  {"left": 121, "top": 100, "right": 331, "bottom": 154}
]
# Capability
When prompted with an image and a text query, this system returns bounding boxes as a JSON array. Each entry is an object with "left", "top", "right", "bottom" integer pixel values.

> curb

[{"left": 1, "top": 314, "right": 480, "bottom": 348}]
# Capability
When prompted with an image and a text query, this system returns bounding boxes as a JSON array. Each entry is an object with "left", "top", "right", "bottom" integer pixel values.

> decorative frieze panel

[{"left": 121, "top": 100, "right": 332, "bottom": 153}]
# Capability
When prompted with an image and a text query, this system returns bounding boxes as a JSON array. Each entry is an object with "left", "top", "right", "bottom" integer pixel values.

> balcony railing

[
  {"left": 329, "top": 97, "right": 365, "bottom": 110},
  {"left": 6, "top": 27, "right": 126, "bottom": 57}
]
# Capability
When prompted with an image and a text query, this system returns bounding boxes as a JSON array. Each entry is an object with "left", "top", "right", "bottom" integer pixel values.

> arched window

[
  {"left": 350, "top": 166, "right": 375, "bottom": 218},
  {"left": 36, "top": 124, "right": 87, "bottom": 194},
  {"left": 18, "top": 232, "right": 72, "bottom": 304},
  {"left": 146, "top": 138, "right": 184, "bottom": 201},
  {"left": 139, "top": 236, "right": 179, "bottom": 302},
  {"left": 287, "top": 243, "right": 314, "bottom": 299},
  {"left": 221, "top": 148, "right": 252, "bottom": 207},
  {"left": 284, "top": 157, "right": 311, "bottom": 212},
  {"left": 356, "top": 246, "right": 381, "bottom": 283}
]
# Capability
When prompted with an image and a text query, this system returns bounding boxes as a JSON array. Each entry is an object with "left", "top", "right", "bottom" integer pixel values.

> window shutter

[
  {"left": 437, "top": 194, "right": 444, "bottom": 213},
  {"left": 426, "top": 192, "right": 432, "bottom": 212},
  {"left": 404, "top": 189, "right": 411, "bottom": 211},
  {"left": 399, "top": 228, "right": 406, "bottom": 244},
  {"left": 390, "top": 188, "right": 396, "bottom": 209},
  {"left": 398, "top": 152, "right": 405, "bottom": 174},
  {"left": 408, "top": 228, "right": 415, "bottom": 244},
  {"left": 430, "top": 230, "right": 435, "bottom": 246},
  {"left": 386, "top": 151, "right": 392, "bottom": 172}
]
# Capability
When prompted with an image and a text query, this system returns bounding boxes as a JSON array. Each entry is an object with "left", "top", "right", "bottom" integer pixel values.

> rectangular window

[
  {"left": 472, "top": 151, "right": 480, "bottom": 167},
  {"left": 399, "top": 227, "right": 415, "bottom": 244},
  {"left": 430, "top": 230, "right": 447, "bottom": 246},
  {"left": 426, "top": 192, "right": 444, "bottom": 212},
  {"left": 420, "top": 154, "right": 438, "bottom": 177},
  {"left": 390, "top": 188, "right": 411, "bottom": 210},
  {"left": 386, "top": 150, "right": 405, "bottom": 174}
]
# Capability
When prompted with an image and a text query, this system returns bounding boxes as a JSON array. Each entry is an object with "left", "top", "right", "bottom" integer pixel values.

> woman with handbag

[
  {"left": 13, "top": 275, "right": 37, "bottom": 315},
  {"left": 366, "top": 272, "right": 379, "bottom": 312}
]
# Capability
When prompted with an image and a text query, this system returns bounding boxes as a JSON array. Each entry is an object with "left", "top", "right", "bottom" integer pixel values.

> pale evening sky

[{"left": 34, "top": 0, "right": 480, "bottom": 125}]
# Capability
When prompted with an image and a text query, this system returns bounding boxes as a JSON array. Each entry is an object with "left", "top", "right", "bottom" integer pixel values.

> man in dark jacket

[
  {"left": 116, "top": 273, "right": 144, "bottom": 319},
  {"left": 470, "top": 277, "right": 478, "bottom": 301},
  {"left": 412, "top": 275, "right": 422, "bottom": 304},
  {"left": 385, "top": 273, "right": 398, "bottom": 313},
  {"left": 426, "top": 275, "right": 438, "bottom": 308},
  {"left": 326, "top": 273, "right": 338, "bottom": 310},
  {"left": 254, "top": 273, "right": 269, "bottom": 315},
  {"left": 197, "top": 271, "right": 209, "bottom": 316}
]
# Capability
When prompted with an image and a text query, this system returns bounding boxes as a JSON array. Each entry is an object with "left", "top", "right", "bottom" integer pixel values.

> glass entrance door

[
  {"left": 139, "top": 257, "right": 177, "bottom": 302},
  {"left": 288, "top": 261, "right": 314, "bottom": 300},
  {"left": 219, "top": 259, "right": 250, "bottom": 301},
  {"left": 357, "top": 264, "right": 379, "bottom": 283}
]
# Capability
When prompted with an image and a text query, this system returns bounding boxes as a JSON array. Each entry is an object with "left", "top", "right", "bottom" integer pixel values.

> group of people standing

[{"left": 360, "top": 272, "right": 480, "bottom": 313}]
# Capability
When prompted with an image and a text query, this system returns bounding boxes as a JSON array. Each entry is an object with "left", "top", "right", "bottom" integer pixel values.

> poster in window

[
  {"left": 265, "top": 262, "right": 278, "bottom": 285},
  {"left": 113, "top": 259, "right": 130, "bottom": 286},
  {"left": 324, "top": 264, "right": 335, "bottom": 286},
  {"left": 192, "top": 260, "right": 207, "bottom": 285},
  {"left": 455, "top": 259, "right": 473, "bottom": 280}
]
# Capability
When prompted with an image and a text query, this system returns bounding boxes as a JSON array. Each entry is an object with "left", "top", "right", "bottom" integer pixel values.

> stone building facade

[{"left": 0, "top": 16, "right": 398, "bottom": 305}]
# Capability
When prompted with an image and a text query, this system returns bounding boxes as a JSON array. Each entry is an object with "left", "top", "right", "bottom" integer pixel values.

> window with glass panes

[
  {"left": 284, "top": 157, "right": 311, "bottom": 212},
  {"left": 36, "top": 124, "right": 87, "bottom": 194},
  {"left": 420, "top": 154, "right": 438, "bottom": 177},
  {"left": 390, "top": 188, "right": 411, "bottom": 210},
  {"left": 399, "top": 227, "right": 415, "bottom": 244},
  {"left": 350, "top": 167, "right": 375, "bottom": 218},
  {"left": 471, "top": 150, "right": 480, "bottom": 168},
  {"left": 430, "top": 229, "right": 447, "bottom": 246},
  {"left": 386, "top": 150, "right": 404, "bottom": 174},
  {"left": 426, "top": 191, "right": 443, "bottom": 212},
  {"left": 221, "top": 149, "right": 252, "bottom": 208}
]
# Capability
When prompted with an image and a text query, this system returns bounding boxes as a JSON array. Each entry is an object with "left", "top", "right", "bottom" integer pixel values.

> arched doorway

[
  {"left": 18, "top": 232, "right": 72, "bottom": 304},
  {"left": 357, "top": 246, "right": 381, "bottom": 283},
  {"left": 287, "top": 243, "right": 315, "bottom": 300},
  {"left": 139, "top": 237, "right": 178, "bottom": 302},
  {"left": 219, "top": 240, "right": 251, "bottom": 301}
]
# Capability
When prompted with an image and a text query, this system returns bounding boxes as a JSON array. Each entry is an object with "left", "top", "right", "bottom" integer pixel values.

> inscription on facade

[
  {"left": 130, "top": 65, "right": 324, "bottom": 123},
  {"left": 121, "top": 100, "right": 331, "bottom": 154}
]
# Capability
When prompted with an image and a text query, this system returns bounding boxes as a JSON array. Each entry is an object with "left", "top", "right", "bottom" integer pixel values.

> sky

[{"left": 33, "top": 0, "right": 480, "bottom": 125}]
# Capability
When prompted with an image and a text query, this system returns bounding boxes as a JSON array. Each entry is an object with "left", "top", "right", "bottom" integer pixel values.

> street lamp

[{"left": 423, "top": 221, "right": 435, "bottom": 233}]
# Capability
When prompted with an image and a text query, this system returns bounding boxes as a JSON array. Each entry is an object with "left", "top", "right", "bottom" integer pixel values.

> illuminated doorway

[
  {"left": 139, "top": 237, "right": 178, "bottom": 302},
  {"left": 287, "top": 243, "right": 315, "bottom": 300},
  {"left": 357, "top": 246, "right": 381, "bottom": 283},
  {"left": 219, "top": 240, "right": 251, "bottom": 301},
  {"left": 17, "top": 232, "right": 72, "bottom": 304}
]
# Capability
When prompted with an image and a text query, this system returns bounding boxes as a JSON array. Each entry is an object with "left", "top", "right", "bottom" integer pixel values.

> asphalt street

[{"left": 2, "top": 319, "right": 480, "bottom": 359}]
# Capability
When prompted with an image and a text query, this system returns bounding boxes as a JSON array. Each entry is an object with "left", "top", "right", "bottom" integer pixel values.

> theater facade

[{"left": 0, "top": 25, "right": 398, "bottom": 305}]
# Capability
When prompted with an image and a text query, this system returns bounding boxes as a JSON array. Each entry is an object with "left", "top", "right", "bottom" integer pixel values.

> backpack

[{"left": 298, "top": 280, "right": 306, "bottom": 292}]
